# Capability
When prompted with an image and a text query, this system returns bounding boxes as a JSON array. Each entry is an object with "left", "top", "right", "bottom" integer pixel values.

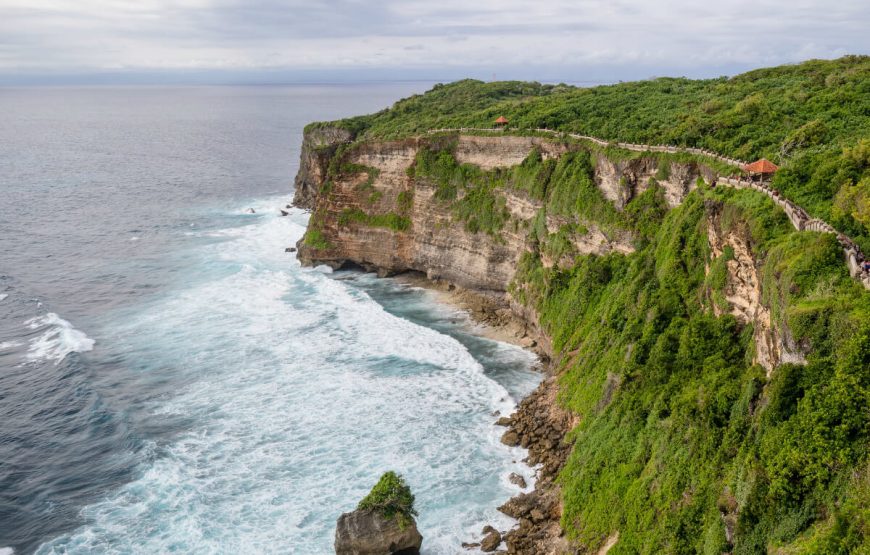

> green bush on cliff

[
  {"left": 510, "top": 186, "right": 870, "bottom": 553},
  {"left": 303, "top": 229, "right": 331, "bottom": 250},
  {"left": 357, "top": 471, "right": 417, "bottom": 527},
  {"left": 338, "top": 208, "right": 410, "bottom": 232}
]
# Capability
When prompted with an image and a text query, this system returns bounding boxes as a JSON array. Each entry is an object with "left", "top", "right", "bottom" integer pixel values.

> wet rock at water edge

[
  {"left": 286, "top": 247, "right": 297, "bottom": 253},
  {"left": 509, "top": 473, "right": 527, "bottom": 489},
  {"left": 280, "top": 209, "right": 289, "bottom": 216},
  {"left": 334, "top": 509, "right": 422, "bottom": 555},
  {"left": 335, "top": 471, "right": 422, "bottom": 555},
  {"left": 480, "top": 526, "right": 502, "bottom": 552},
  {"left": 500, "top": 430, "right": 520, "bottom": 446},
  {"left": 495, "top": 416, "right": 512, "bottom": 427},
  {"left": 245, "top": 208, "right": 256, "bottom": 213}
]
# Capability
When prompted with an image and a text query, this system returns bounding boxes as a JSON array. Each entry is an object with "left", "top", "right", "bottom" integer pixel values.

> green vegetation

[
  {"left": 338, "top": 208, "right": 410, "bottom": 231},
  {"left": 510, "top": 184, "right": 870, "bottom": 553},
  {"left": 357, "top": 471, "right": 418, "bottom": 527},
  {"left": 412, "top": 144, "right": 629, "bottom": 239},
  {"left": 411, "top": 144, "right": 510, "bottom": 235},
  {"left": 303, "top": 229, "right": 331, "bottom": 250},
  {"left": 313, "top": 56, "right": 870, "bottom": 250}
]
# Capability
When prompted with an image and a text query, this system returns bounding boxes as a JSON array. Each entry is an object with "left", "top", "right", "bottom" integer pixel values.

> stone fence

[{"left": 423, "top": 128, "right": 869, "bottom": 289}]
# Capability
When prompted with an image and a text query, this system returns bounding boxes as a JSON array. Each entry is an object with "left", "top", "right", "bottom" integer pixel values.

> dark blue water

[{"left": 0, "top": 86, "right": 540, "bottom": 554}]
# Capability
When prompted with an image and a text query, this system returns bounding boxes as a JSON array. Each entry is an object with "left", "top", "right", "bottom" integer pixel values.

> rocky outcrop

[
  {"left": 334, "top": 509, "right": 422, "bottom": 555},
  {"left": 479, "top": 526, "right": 502, "bottom": 552},
  {"left": 705, "top": 201, "right": 806, "bottom": 373},
  {"left": 592, "top": 151, "right": 713, "bottom": 209},
  {"left": 497, "top": 378, "right": 575, "bottom": 554},
  {"left": 294, "top": 126, "right": 354, "bottom": 210}
]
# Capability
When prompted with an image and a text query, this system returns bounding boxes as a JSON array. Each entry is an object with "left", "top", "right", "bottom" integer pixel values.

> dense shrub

[
  {"left": 510, "top": 187, "right": 870, "bottom": 553},
  {"left": 357, "top": 471, "right": 418, "bottom": 526}
]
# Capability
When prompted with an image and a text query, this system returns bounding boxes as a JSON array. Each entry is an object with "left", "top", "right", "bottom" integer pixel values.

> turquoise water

[{"left": 0, "top": 86, "right": 540, "bottom": 554}]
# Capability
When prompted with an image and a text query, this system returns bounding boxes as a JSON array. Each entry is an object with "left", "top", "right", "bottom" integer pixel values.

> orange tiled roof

[{"left": 743, "top": 158, "right": 779, "bottom": 173}]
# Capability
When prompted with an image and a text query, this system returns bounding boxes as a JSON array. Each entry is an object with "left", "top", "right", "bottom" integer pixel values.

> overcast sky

[{"left": 1, "top": 0, "right": 867, "bottom": 84}]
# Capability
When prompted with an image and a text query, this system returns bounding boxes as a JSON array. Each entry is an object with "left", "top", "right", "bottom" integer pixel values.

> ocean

[{"left": 0, "top": 85, "right": 541, "bottom": 554}]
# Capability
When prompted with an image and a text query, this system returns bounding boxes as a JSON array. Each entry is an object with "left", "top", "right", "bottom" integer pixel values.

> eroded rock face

[
  {"left": 293, "top": 126, "right": 354, "bottom": 210},
  {"left": 454, "top": 135, "right": 568, "bottom": 170},
  {"left": 705, "top": 202, "right": 806, "bottom": 373},
  {"left": 294, "top": 132, "right": 685, "bottom": 296},
  {"left": 295, "top": 136, "right": 531, "bottom": 292},
  {"left": 334, "top": 509, "right": 422, "bottom": 555},
  {"left": 593, "top": 152, "right": 712, "bottom": 209}
]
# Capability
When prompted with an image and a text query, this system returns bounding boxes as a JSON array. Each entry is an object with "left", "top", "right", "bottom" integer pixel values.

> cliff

[
  {"left": 293, "top": 129, "right": 818, "bottom": 367},
  {"left": 292, "top": 63, "right": 870, "bottom": 554}
]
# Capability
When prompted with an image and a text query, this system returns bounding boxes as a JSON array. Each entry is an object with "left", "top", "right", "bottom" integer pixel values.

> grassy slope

[
  {"left": 307, "top": 58, "right": 870, "bottom": 553},
  {"left": 311, "top": 56, "right": 870, "bottom": 252},
  {"left": 516, "top": 183, "right": 869, "bottom": 553},
  {"left": 410, "top": 139, "right": 870, "bottom": 552}
]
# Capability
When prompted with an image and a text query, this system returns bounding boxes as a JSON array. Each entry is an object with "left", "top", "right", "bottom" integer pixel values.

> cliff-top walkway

[{"left": 425, "top": 127, "right": 870, "bottom": 290}]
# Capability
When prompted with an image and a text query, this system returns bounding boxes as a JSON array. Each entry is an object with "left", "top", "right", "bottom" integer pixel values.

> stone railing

[
  {"left": 423, "top": 127, "right": 870, "bottom": 289},
  {"left": 717, "top": 177, "right": 869, "bottom": 288}
]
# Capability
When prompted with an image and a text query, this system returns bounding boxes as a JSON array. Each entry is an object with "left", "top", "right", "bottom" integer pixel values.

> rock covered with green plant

[{"left": 334, "top": 471, "right": 422, "bottom": 555}]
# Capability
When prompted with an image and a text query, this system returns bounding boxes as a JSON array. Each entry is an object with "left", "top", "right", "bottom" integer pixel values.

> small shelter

[
  {"left": 494, "top": 116, "right": 509, "bottom": 128},
  {"left": 743, "top": 158, "right": 779, "bottom": 181}
]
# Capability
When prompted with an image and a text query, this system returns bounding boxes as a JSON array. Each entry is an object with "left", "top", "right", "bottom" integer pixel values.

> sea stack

[{"left": 335, "top": 471, "right": 422, "bottom": 555}]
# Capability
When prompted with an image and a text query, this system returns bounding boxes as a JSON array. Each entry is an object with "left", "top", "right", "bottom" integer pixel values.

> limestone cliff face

[
  {"left": 705, "top": 203, "right": 806, "bottom": 373},
  {"left": 292, "top": 129, "right": 811, "bottom": 553},
  {"left": 292, "top": 131, "right": 740, "bottom": 359},
  {"left": 453, "top": 135, "right": 569, "bottom": 170},
  {"left": 293, "top": 126, "right": 354, "bottom": 210},
  {"left": 593, "top": 151, "right": 715, "bottom": 209},
  {"left": 294, "top": 132, "right": 709, "bottom": 288},
  {"left": 295, "top": 134, "right": 547, "bottom": 292}
]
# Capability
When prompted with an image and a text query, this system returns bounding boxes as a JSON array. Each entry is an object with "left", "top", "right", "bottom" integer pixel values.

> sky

[{"left": 1, "top": 0, "right": 868, "bottom": 84}]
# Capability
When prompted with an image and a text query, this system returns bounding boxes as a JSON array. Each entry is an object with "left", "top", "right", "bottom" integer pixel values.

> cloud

[{"left": 0, "top": 0, "right": 866, "bottom": 80}]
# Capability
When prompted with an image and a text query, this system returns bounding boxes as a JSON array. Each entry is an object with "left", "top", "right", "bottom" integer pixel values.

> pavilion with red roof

[
  {"left": 743, "top": 158, "right": 779, "bottom": 180},
  {"left": 494, "top": 116, "right": 509, "bottom": 128}
]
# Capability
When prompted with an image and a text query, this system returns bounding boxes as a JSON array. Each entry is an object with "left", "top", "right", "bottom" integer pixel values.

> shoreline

[
  {"left": 386, "top": 271, "right": 572, "bottom": 554},
  {"left": 392, "top": 272, "right": 548, "bottom": 361}
]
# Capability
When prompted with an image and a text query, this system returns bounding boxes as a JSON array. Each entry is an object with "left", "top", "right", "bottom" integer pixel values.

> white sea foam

[
  {"left": 0, "top": 547, "right": 15, "bottom": 555},
  {"left": 0, "top": 293, "right": 8, "bottom": 301},
  {"left": 36, "top": 200, "right": 539, "bottom": 554},
  {"left": 25, "top": 313, "right": 95, "bottom": 364},
  {"left": 0, "top": 341, "right": 22, "bottom": 351}
]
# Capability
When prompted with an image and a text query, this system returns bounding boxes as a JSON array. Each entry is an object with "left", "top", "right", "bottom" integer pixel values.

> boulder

[
  {"left": 334, "top": 508, "right": 422, "bottom": 555},
  {"left": 280, "top": 209, "right": 290, "bottom": 216},
  {"left": 508, "top": 473, "right": 527, "bottom": 489},
  {"left": 480, "top": 527, "right": 502, "bottom": 552},
  {"left": 286, "top": 247, "right": 297, "bottom": 253},
  {"left": 500, "top": 430, "right": 519, "bottom": 447}
]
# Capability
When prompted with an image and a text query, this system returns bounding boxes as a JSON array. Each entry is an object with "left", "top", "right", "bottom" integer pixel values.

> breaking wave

[{"left": 25, "top": 313, "right": 95, "bottom": 364}]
